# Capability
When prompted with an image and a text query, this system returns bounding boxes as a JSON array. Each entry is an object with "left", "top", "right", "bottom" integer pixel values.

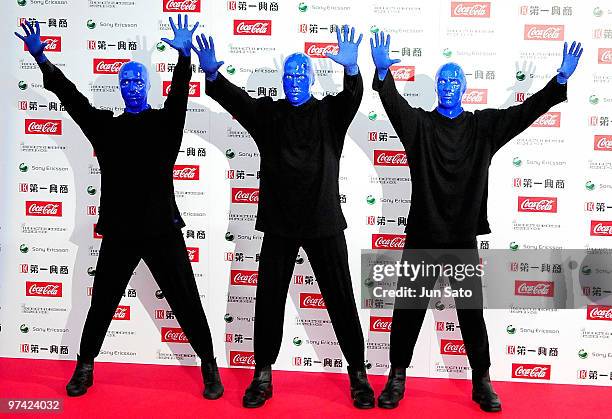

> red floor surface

[{"left": 0, "top": 357, "right": 608, "bottom": 418}]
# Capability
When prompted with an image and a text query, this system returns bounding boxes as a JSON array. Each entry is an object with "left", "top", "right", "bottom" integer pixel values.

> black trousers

[
  {"left": 253, "top": 232, "right": 365, "bottom": 368},
  {"left": 389, "top": 238, "right": 491, "bottom": 371},
  {"left": 79, "top": 229, "right": 214, "bottom": 361}
]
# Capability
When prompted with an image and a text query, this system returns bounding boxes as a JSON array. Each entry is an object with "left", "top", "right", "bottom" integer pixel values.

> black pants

[
  {"left": 79, "top": 229, "right": 214, "bottom": 361},
  {"left": 389, "top": 238, "right": 491, "bottom": 371},
  {"left": 253, "top": 232, "right": 365, "bottom": 368}
]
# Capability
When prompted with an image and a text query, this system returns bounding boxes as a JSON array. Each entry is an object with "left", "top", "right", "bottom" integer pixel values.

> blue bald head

[
  {"left": 118, "top": 61, "right": 151, "bottom": 114},
  {"left": 283, "top": 52, "right": 315, "bottom": 106},
  {"left": 435, "top": 62, "right": 467, "bottom": 118}
]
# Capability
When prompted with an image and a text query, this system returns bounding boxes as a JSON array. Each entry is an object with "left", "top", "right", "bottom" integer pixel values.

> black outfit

[
  {"left": 373, "top": 71, "right": 567, "bottom": 369},
  {"left": 206, "top": 72, "right": 365, "bottom": 367},
  {"left": 40, "top": 55, "right": 214, "bottom": 361}
]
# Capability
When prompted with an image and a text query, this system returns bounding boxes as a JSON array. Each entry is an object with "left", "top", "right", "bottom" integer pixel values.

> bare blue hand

[
  {"left": 325, "top": 25, "right": 362, "bottom": 75},
  {"left": 161, "top": 14, "right": 199, "bottom": 57},
  {"left": 556, "top": 40, "right": 583, "bottom": 84},
  {"left": 192, "top": 34, "right": 225, "bottom": 81},
  {"left": 370, "top": 31, "right": 401, "bottom": 81},
  {"left": 14, "top": 20, "right": 48, "bottom": 63}
]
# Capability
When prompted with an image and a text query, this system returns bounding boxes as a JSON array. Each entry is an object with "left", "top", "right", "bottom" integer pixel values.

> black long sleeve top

[
  {"left": 206, "top": 71, "right": 363, "bottom": 238},
  {"left": 40, "top": 55, "right": 192, "bottom": 236},
  {"left": 373, "top": 71, "right": 567, "bottom": 243}
]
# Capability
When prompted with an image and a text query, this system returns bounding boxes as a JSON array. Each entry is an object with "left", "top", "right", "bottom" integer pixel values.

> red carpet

[{"left": 0, "top": 357, "right": 607, "bottom": 418}]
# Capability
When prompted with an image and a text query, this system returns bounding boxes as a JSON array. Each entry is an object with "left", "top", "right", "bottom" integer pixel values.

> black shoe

[
  {"left": 242, "top": 365, "right": 273, "bottom": 408},
  {"left": 347, "top": 365, "right": 375, "bottom": 409},
  {"left": 377, "top": 366, "right": 406, "bottom": 409},
  {"left": 472, "top": 369, "right": 502, "bottom": 412},
  {"left": 201, "top": 358, "right": 224, "bottom": 400},
  {"left": 66, "top": 355, "right": 94, "bottom": 397}
]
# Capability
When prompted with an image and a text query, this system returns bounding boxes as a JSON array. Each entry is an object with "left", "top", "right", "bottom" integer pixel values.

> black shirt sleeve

[
  {"left": 205, "top": 73, "right": 269, "bottom": 144},
  {"left": 323, "top": 71, "right": 363, "bottom": 138},
  {"left": 39, "top": 60, "right": 112, "bottom": 148},
  {"left": 162, "top": 54, "right": 192, "bottom": 118},
  {"left": 372, "top": 70, "right": 422, "bottom": 150},
  {"left": 477, "top": 76, "right": 567, "bottom": 155}
]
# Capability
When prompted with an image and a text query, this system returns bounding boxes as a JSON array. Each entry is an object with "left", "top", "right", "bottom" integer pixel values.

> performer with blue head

[
  {"left": 369, "top": 31, "right": 582, "bottom": 411},
  {"left": 192, "top": 25, "right": 375, "bottom": 409},
  {"left": 15, "top": 15, "right": 224, "bottom": 400}
]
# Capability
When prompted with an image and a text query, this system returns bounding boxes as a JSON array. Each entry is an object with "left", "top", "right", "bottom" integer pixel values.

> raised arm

[
  {"left": 480, "top": 40, "right": 582, "bottom": 154},
  {"left": 15, "top": 20, "right": 111, "bottom": 143},
  {"left": 161, "top": 14, "right": 198, "bottom": 117},
  {"left": 323, "top": 25, "right": 364, "bottom": 130},
  {"left": 370, "top": 32, "right": 421, "bottom": 150},
  {"left": 194, "top": 34, "right": 262, "bottom": 137}
]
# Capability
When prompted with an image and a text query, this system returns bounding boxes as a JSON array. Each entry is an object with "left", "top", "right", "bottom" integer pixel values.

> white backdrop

[{"left": 1, "top": 0, "right": 611, "bottom": 386}]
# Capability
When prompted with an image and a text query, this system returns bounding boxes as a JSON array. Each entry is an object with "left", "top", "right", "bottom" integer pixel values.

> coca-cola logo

[
  {"left": 161, "top": 327, "right": 189, "bottom": 343},
  {"left": 389, "top": 65, "right": 415, "bottom": 82},
  {"left": 370, "top": 316, "right": 392, "bottom": 332},
  {"left": 24, "top": 36, "right": 61, "bottom": 52},
  {"left": 598, "top": 48, "right": 612, "bottom": 64},
  {"left": 586, "top": 305, "right": 612, "bottom": 321},
  {"left": 299, "top": 293, "right": 327, "bottom": 309},
  {"left": 517, "top": 197, "right": 557, "bottom": 213},
  {"left": 186, "top": 247, "right": 199, "bottom": 262},
  {"left": 25, "top": 201, "right": 63, "bottom": 217},
  {"left": 25, "top": 119, "right": 62, "bottom": 135},
  {"left": 26, "top": 281, "right": 62, "bottom": 297},
  {"left": 524, "top": 24, "right": 564, "bottom": 41},
  {"left": 173, "top": 165, "right": 200, "bottom": 180},
  {"left": 372, "top": 234, "right": 406, "bottom": 250},
  {"left": 231, "top": 270, "right": 258, "bottom": 286},
  {"left": 594, "top": 135, "right": 612, "bottom": 151},
  {"left": 512, "top": 363, "right": 551, "bottom": 380},
  {"left": 462, "top": 89, "right": 488, "bottom": 104},
  {"left": 231, "top": 188, "right": 259, "bottom": 204},
  {"left": 113, "top": 305, "right": 131, "bottom": 320},
  {"left": 162, "top": 81, "right": 201, "bottom": 97},
  {"left": 304, "top": 42, "right": 339, "bottom": 59},
  {"left": 233, "top": 20, "right": 272, "bottom": 36},
  {"left": 531, "top": 112, "right": 561, "bottom": 128},
  {"left": 514, "top": 280, "right": 555, "bottom": 297},
  {"left": 451, "top": 2, "right": 491, "bottom": 17},
  {"left": 163, "top": 0, "right": 201, "bottom": 12},
  {"left": 440, "top": 339, "right": 467, "bottom": 355},
  {"left": 230, "top": 351, "right": 255, "bottom": 367},
  {"left": 93, "top": 58, "right": 131, "bottom": 74},
  {"left": 590, "top": 220, "right": 612, "bottom": 236},
  {"left": 374, "top": 150, "right": 408, "bottom": 166}
]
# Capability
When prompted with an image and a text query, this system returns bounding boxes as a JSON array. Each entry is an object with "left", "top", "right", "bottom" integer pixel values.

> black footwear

[
  {"left": 377, "top": 366, "right": 406, "bottom": 409},
  {"left": 242, "top": 365, "right": 273, "bottom": 408},
  {"left": 201, "top": 358, "right": 224, "bottom": 400},
  {"left": 66, "top": 355, "right": 94, "bottom": 397},
  {"left": 347, "top": 365, "right": 375, "bottom": 409},
  {"left": 472, "top": 369, "right": 502, "bottom": 412}
]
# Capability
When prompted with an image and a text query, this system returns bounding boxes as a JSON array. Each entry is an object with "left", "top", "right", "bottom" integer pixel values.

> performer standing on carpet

[
  {"left": 15, "top": 15, "right": 224, "bottom": 400},
  {"left": 369, "top": 31, "right": 582, "bottom": 411},
  {"left": 192, "top": 25, "right": 375, "bottom": 409}
]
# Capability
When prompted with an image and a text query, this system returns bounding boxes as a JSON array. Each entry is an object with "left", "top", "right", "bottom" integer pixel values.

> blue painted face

[
  {"left": 283, "top": 53, "right": 315, "bottom": 107},
  {"left": 118, "top": 61, "right": 151, "bottom": 114},
  {"left": 435, "top": 63, "right": 466, "bottom": 118}
]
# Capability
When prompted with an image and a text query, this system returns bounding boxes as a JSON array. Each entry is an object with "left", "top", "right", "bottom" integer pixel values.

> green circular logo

[
  {"left": 19, "top": 163, "right": 28, "bottom": 172},
  {"left": 365, "top": 361, "right": 372, "bottom": 369},
  {"left": 512, "top": 157, "right": 522, "bottom": 167},
  {"left": 435, "top": 301, "right": 445, "bottom": 311},
  {"left": 442, "top": 48, "right": 452, "bottom": 58},
  {"left": 226, "top": 65, "right": 236, "bottom": 75},
  {"left": 155, "top": 290, "right": 164, "bottom": 299},
  {"left": 516, "top": 71, "right": 526, "bottom": 81},
  {"left": 225, "top": 149, "right": 235, "bottom": 159},
  {"left": 156, "top": 41, "right": 166, "bottom": 52},
  {"left": 224, "top": 313, "right": 234, "bottom": 323},
  {"left": 506, "top": 325, "right": 516, "bottom": 334},
  {"left": 594, "top": 7, "right": 603, "bottom": 17},
  {"left": 509, "top": 242, "right": 519, "bottom": 251},
  {"left": 87, "top": 19, "right": 96, "bottom": 30},
  {"left": 87, "top": 267, "right": 96, "bottom": 276},
  {"left": 581, "top": 266, "right": 592, "bottom": 275},
  {"left": 293, "top": 337, "right": 302, "bottom": 346},
  {"left": 364, "top": 277, "right": 374, "bottom": 288},
  {"left": 366, "top": 195, "right": 376, "bottom": 205},
  {"left": 589, "top": 95, "right": 599, "bottom": 105},
  {"left": 368, "top": 111, "right": 377, "bottom": 121},
  {"left": 370, "top": 25, "right": 379, "bottom": 34},
  {"left": 578, "top": 349, "right": 588, "bottom": 359},
  {"left": 18, "top": 0, "right": 27, "bottom": 6},
  {"left": 87, "top": 186, "right": 96, "bottom": 195},
  {"left": 20, "top": 244, "right": 29, "bottom": 253},
  {"left": 585, "top": 181, "right": 595, "bottom": 191},
  {"left": 225, "top": 232, "right": 234, "bottom": 241},
  {"left": 20, "top": 324, "right": 29, "bottom": 333},
  {"left": 298, "top": 2, "right": 307, "bottom": 12},
  {"left": 18, "top": 80, "right": 28, "bottom": 90},
  {"left": 296, "top": 255, "right": 304, "bottom": 264}
]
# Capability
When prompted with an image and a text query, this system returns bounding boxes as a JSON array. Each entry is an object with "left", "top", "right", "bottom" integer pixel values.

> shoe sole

[
  {"left": 66, "top": 380, "right": 93, "bottom": 397},
  {"left": 242, "top": 390, "right": 272, "bottom": 408},
  {"left": 377, "top": 394, "right": 403, "bottom": 409}
]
